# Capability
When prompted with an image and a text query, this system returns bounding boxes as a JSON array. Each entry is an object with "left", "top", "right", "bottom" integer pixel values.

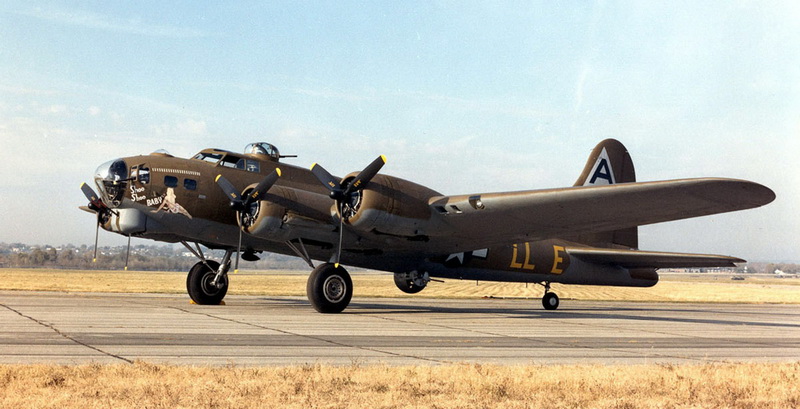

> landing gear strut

[
  {"left": 307, "top": 263, "right": 353, "bottom": 313},
  {"left": 541, "top": 281, "right": 559, "bottom": 310}
]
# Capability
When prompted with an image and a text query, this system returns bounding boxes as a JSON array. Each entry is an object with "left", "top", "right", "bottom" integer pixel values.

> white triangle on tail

[{"left": 584, "top": 147, "right": 615, "bottom": 186}]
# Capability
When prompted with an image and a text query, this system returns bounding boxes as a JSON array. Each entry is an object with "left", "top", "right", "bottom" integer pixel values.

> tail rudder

[
  {"left": 574, "top": 138, "right": 636, "bottom": 186},
  {"left": 571, "top": 139, "right": 638, "bottom": 249}
]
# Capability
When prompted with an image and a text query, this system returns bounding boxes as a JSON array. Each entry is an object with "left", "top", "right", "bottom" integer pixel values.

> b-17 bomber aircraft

[{"left": 80, "top": 139, "right": 775, "bottom": 313}]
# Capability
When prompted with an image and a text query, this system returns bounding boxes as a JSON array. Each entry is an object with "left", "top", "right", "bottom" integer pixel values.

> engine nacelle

[
  {"left": 242, "top": 185, "right": 332, "bottom": 239},
  {"left": 342, "top": 174, "right": 440, "bottom": 237}
]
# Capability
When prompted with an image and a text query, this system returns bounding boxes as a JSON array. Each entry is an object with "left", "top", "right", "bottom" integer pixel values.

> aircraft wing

[
  {"left": 566, "top": 247, "right": 743, "bottom": 268},
  {"left": 428, "top": 178, "right": 774, "bottom": 251}
]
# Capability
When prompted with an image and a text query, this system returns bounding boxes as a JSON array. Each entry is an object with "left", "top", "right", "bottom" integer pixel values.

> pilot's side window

[
  {"left": 137, "top": 167, "right": 150, "bottom": 184},
  {"left": 164, "top": 176, "right": 178, "bottom": 188},
  {"left": 184, "top": 179, "right": 197, "bottom": 190},
  {"left": 246, "top": 160, "right": 260, "bottom": 173}
]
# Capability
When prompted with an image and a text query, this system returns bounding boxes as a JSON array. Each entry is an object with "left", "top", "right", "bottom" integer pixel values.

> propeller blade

[
  {"left": 124, "top": 235, "right": 131, "bottom": 271},
  {"left": 243, "top": 168, "right": 281, "bottom": 207},
  {"left": 92, "top": 220, "right": 99, "bottom": 263},
  {"left": 311, "top": 155, "right": 386, "bottom": 266},
  {"left": 310, "top": 163, "right": 342, "bottom": 195},
  {"left": 215, "top": 175, "right": 243, "bottom": 209},
  {"left": 344, "top": 155, "right": 386, "bottom": 195},
  {"left": 234, "top": 228, "right": 242, "bottom": 273},
  {"left": 81, "top": 182, "right": 107, "bottom": 211},
  {"left": 334, "top": 201, "right": 344, "bottom": 266}
]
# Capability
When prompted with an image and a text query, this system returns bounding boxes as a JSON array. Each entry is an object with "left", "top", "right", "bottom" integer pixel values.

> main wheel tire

[
  {"left": 542, "top": 292, "right": 560, "bottom": 310},
  {"left": 186, "top": 261, "right": 228, "bottom": 305},
  {"left": 307, "top": 263, "right": 353, "bottom": 313},
  {"left": 393, "top": 273, "right": 426, "bottom": 294}
]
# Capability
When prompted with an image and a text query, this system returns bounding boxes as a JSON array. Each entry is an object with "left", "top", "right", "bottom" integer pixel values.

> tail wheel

[
  {"left": 307, "top": 263, "right": 352, "bottom": 313},
  {"left": 542, "top": 292, "right": 560, "bottom": 310},
  {"left": 186, "top": 261, "right": 228, "bottom": 305}
]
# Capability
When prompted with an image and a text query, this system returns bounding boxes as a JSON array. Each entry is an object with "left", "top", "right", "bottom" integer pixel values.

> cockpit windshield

[
  {"left": 191, "top": 151, "right": 261, "bottom": 173},
  {"left": 192, "top": 152, "right": 224, "bottom": 163}
]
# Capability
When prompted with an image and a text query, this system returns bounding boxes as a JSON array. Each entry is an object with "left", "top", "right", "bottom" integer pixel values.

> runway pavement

[{"left": 1, "top": 290, "right": 798, "bottom": 366}]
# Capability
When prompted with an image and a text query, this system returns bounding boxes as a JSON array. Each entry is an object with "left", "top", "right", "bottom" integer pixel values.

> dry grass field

[
  {"left": 1, "top": 361, "right": 798, "bottom": 409},
  {"left": 1, "top": 269, "right": 798, "bottom": 407},
  {"left": 1, "top": 268, "right": 799, "bottom": 304}
]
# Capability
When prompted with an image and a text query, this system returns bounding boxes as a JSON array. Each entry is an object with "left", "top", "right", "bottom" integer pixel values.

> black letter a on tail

[
  {"left": 590, "top": 158, "right": 613, "bottom": 184},
  {"left": 583, "top": 147, "right": 616, "bottom": 186}
]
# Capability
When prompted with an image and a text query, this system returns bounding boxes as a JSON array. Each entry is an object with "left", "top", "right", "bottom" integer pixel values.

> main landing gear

[
  {"left": 306, "top": 263, "right": 353, "bottom": 313},
  {"left": 541, "top": 281, "right": 560, "bottom": 310},
  {"left": 183, "top": 243, "right": 231, "bottom": 306}
]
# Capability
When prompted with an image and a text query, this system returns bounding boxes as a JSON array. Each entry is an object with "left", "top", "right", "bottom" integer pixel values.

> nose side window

[
  {"left": 136, "top": 167, "right": 150, "bottom": 184},
  {"left": 164, "top": 175, "right": 178, "bottom": 187}
]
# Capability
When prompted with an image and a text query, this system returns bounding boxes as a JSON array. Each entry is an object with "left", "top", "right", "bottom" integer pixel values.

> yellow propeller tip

[
  {"left": 309, "top": 163, "right": 317, "bottom": 170},
  {"left": 215, "top": 174, "right": 222, "bottom": 182},
  {"left": 276, "top": 168, "right": 282, "bottom": 177},
  {"left": 380, "top": 154, "right": 387, "bottom": 163}
]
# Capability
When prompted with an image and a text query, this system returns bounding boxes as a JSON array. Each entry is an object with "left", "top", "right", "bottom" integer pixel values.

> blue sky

[{"left": 1, "top": 1, "right": 797, "bottom": 261}]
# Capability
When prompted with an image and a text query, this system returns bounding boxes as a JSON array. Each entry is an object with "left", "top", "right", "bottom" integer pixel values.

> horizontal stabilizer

[{"left": 567, "top": 247, "right": 744, "bottom": 269}]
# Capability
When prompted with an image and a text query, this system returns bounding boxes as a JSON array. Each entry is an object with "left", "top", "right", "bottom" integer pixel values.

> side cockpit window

[
  {"left": 219, "top": 155, "right": 242, "bottom": 169},
  {"left": 184, "top": 179, "right": 197, "bottom": 191},
  {"left": 246, "top": 161, "right": 260, "bottom": 173},
  {"left": 136, "top": 167, "right": 150, "bottom": 184}
]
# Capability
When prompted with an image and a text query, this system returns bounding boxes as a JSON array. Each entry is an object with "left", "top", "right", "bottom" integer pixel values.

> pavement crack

[
  {"left": 166, "top": 305, "right": 450, "bottom": 364},
  {"left": 0, "top": 302, "right": 133, "bottom": 364},
  {"left": 368, "top": 312, "right": 726, "bottom": 364}
]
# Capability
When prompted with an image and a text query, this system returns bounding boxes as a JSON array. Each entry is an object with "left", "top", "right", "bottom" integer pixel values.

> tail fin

[
  {"left": 571, "top": 139, "right": 638, "bottom": 249},
  {"left": 574, "top": 138, "right": 636, "bottom": 186}
]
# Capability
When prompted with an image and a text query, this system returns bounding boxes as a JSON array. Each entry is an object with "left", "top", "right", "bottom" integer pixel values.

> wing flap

[{"left": 567, "top": 247, "right": 744, "bottom": 268}]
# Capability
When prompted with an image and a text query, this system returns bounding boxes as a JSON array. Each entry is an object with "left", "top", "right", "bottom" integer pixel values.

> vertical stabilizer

[
  {"left": 574, "top": 139, "right": 636, "bottom": 186},
  {"left": 571, "top": 139, "right": 638, "bottom": 249}
]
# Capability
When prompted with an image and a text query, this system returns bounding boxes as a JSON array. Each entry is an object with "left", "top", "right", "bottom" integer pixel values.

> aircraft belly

[
  {"left": 421, "top": 259, "right": 657, "bottom": 288},
  {"left": 420, "top": 239, "right": 658, "bottom": 288}
]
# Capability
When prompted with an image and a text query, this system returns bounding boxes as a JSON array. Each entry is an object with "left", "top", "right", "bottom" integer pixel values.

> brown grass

[
  {"left": 1, "top": 268, "right": 799, "bottom": 304},
  {"left": 1, "top": 361, "right": 797, "bottom": 409}
]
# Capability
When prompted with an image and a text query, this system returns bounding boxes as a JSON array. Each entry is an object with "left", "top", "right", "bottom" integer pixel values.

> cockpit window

[
  {"left": 246, "top": 161, "right": 260, "bottom": 173},
  {"left": 192, "top": 152, "right": 224, "bottom": 163},
  {"left": 219, "top": 155, "right": 243, "bottom": 168},
  {"left": 192, "top": 150, "right": 261, "bottom": 172}
]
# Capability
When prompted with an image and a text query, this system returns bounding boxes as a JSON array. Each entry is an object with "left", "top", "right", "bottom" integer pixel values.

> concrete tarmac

[{"left": 1, "top": 291, "right": 798, "bottom": 366}]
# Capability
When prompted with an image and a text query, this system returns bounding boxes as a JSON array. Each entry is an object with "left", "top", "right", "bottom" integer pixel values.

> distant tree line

[
  {"left": 1, "top": 242, "right": 797, "bottom": 274},
  {"left": 0, "top": 243, "right": 308, "bottom": 271}
]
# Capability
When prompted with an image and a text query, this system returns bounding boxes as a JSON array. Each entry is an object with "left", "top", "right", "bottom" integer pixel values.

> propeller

[
  {"left": 215, "top": 168, "right": 281, "bottom": 272},
  {"left": 309, "top": 155, "right": 386, "bottom": 265},
  {"left": 80, "top": 182, "right": 114, "bottom": 263}
]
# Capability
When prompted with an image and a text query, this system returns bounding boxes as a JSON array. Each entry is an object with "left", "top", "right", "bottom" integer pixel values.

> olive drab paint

[{"left": 81, "top": 139, "right": 775, "bottom": 313}]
